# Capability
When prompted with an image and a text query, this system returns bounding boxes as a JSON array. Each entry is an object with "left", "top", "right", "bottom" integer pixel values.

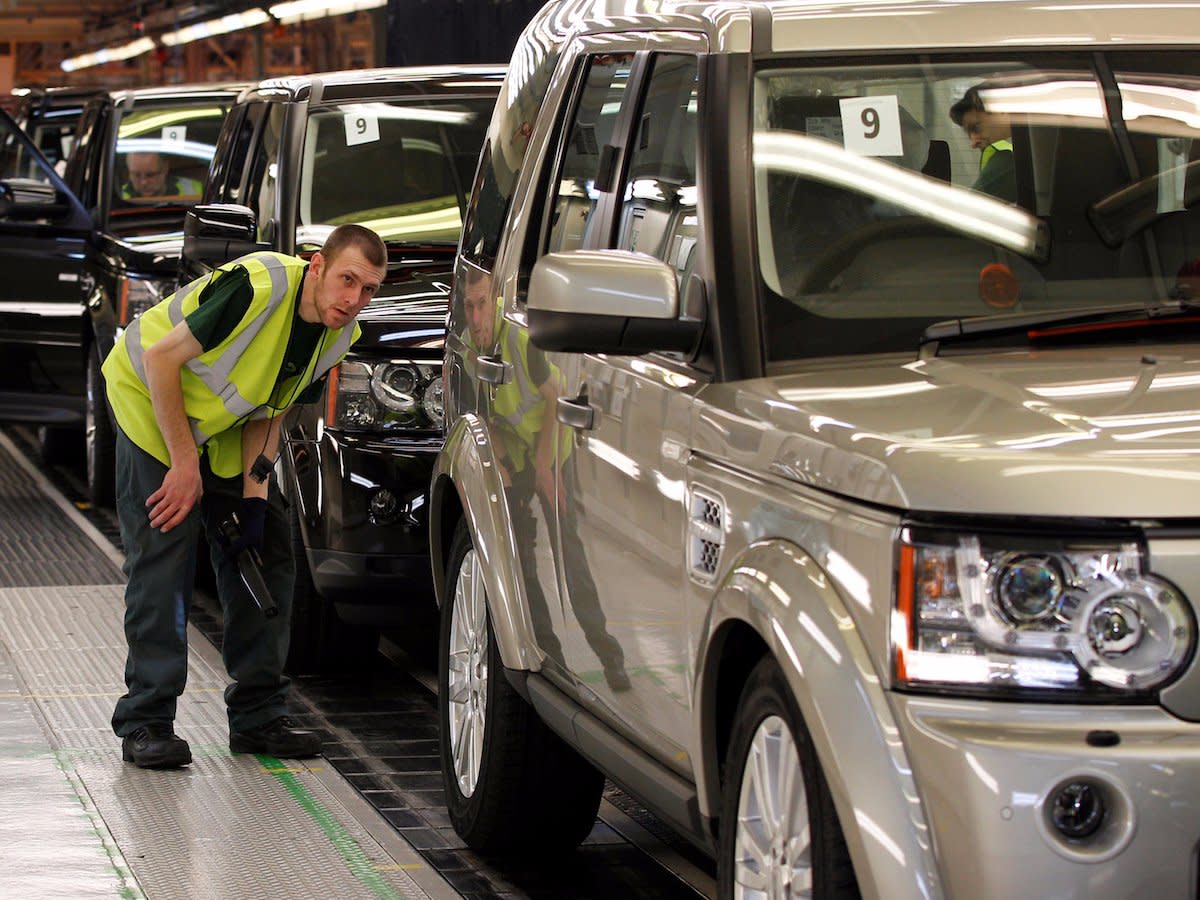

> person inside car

[
  {"left": 120, "top": 151, "right": 202, "bottom": 200},
  {"left": 949, "top": 86, "right": 1016, "bottom": 201}
]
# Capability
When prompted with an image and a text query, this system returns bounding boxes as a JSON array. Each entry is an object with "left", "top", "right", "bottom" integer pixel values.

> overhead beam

[{"left": 0, "top": 15, "right": 85, "bottom": 41}]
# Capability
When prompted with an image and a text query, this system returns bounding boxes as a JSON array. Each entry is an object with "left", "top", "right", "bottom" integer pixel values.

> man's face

[
  {"left": 463, "top": 274, "right": 494, "bottom": 349},
  {"left": 960, "top": 109, "right": 1011, "bottom": 151},
  {"left": 127, "top": 153, "right": 168, "bottom": 196},
  {"left": 311, "top": 246, "right": 385, "bottom": 329}
]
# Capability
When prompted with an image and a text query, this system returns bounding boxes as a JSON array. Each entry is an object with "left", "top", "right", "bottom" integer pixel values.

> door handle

[
  {"left": 557, "top": 394, "right": 595, "bottom": 431},
  {"left": 475, "top": 354, "right": 511, "bottom": 385}
]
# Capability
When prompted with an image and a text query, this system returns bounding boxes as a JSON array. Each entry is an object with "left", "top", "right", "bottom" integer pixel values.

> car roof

[
  {"left": 102, "top": 82, "right": 250, "bottom": 105},
  {"left": 547, "top": 0, "right": 1200, "bottom": 54},
  {"left": 250, "top": 65, "right": 507, "bottom": 104}
]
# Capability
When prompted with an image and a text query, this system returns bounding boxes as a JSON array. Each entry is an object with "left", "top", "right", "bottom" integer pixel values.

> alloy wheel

[
  {"left": 734, "top": 714, "right": 813, "bottom": 898},
  {"left": 447, "top": 547, "right": 489, "bottom": 797}
]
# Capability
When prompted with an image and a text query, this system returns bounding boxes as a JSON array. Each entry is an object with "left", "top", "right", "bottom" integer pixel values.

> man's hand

[
  {"left": 146, "top": 460, "right": 202, "bottom": 532},
  {"left": 223, "top": 497, "right": 268, "bottom": 561}
]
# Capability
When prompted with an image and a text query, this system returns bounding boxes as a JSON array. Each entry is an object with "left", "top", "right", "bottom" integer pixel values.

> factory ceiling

[{"left": 0, "top": 0, "right": 242, "bottom": 47}]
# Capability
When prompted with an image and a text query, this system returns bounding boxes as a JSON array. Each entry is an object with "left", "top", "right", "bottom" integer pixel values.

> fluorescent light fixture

[
  {"left": 161, "top": 9, "right": 271, "bottom": 47},
  {"left": 61, "top": 37, "right": 155, "bottom": 72},
  {"left": 269, "top": 0, "right": 385, "bottom": 25},
  {"left": 334, "top": 102, "right": 476, "bottom": 125}
]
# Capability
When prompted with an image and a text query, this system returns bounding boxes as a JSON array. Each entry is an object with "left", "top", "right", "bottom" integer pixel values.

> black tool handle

[
  {"left": 238, "top": 548, "right": 279, "bottom": 618},
  {"left": 218, "top": 514, "right": 279, "bottom": 618}
]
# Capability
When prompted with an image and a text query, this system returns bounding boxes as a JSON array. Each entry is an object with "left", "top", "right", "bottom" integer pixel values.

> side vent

[{"left": 689, "top": 486, "right": 726, "bottom": 583}]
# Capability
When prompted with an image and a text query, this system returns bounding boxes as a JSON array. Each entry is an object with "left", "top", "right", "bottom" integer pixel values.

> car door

[
  {"left": 0, "top": 108, "right": 93, "bottom": 416},
  {"left": 545, "top": 46, "right": 709, "bottom": 773}
]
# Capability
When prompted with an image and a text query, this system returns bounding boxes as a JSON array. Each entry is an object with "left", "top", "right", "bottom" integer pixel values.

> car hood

[
  {"left": 697, "top": 347, "right": 1200, "bottom": 518},
  {"left": 102, "top": 233, "right": 185, "bottom": 279},
  {"left": 353, "top": 269, "right": 449, "bottom": 355}
]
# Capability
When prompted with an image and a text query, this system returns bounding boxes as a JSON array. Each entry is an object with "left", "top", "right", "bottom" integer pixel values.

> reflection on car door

[
  {"left": 0, "top": 109, "right": 92, "bottom": 419},
  {"left": 548, "top": 50, "right": 706, "bottom": 774}
]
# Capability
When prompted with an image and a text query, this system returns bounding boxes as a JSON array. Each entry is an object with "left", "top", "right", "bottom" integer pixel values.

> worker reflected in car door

[{"left": 461, "top": 266, "right": 629, "bottom": 690}]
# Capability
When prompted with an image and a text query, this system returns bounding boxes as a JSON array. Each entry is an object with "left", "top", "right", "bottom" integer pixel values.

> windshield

[
  {"left": 110, "top": 99, "right": 231, "bottom": 235},
  {"left": 296, "top": 97, "right": 494, "bottom": 249},
  {"left": 755, "top": 52, "right": 1200, "bottom": 361}
]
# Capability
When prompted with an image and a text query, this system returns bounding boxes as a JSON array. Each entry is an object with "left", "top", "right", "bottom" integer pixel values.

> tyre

[
  {"left": 85, "top": 345, "right": 116, "bottom": 508},
  {"left": 36, "top": 425, "right": 79, "bottom": 466},
  {"left": 284, "top": 503, "right": 378, "bottom": 675},
  {"left": 718, "top": 657, "right": 860, "bottom": 899},
  {"left": 439, "top": 519, "right": 603, "bottom": 851}
]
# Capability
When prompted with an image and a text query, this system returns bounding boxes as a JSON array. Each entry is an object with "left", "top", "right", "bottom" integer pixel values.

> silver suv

[{"left": 431, "top": 1, "right": 1200, "bottom": 896}]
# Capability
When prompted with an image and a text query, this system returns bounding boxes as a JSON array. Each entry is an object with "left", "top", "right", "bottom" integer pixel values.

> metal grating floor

[{"left": 0, "top": 432, "right": 441, "bottom": 900}]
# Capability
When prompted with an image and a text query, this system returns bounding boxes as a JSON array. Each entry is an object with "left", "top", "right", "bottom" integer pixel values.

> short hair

[
  {"left": 949, "top": 87, "right": 985, "bottom": 127},
  {"left": 322, "top": 223, "right": 387, "bottom": 270}
]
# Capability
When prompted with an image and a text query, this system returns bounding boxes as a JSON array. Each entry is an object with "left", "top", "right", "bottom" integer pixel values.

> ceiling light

[
  {"left": 161, "top": 9, "right": 272, "bottom": 47},
  {"left": 61, "top": 37, "right": 155, "bottom": 72},
  {"left": 269, "top": 0, "right": 386, "bottom": 25}
]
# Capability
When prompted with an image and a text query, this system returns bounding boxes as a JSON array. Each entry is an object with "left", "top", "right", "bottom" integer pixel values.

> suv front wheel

[
  {"left": 718, "top": 656, "right": 860, "bottom": 898},
  {"left": 439, "top": 520, "right": 603, "bottom": 851}
]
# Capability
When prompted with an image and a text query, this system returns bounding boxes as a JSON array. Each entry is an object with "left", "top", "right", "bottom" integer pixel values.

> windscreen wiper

[{"left": 921, "top": 300, "right": 1200, "bottom": 354}]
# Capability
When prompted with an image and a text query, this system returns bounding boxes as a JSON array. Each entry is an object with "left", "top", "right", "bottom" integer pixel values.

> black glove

[{"left": 224, "top": 496, "right": 268, "bottom": 561}]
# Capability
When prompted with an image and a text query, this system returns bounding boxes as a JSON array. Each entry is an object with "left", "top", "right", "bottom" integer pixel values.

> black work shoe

[
  {"left": 229, "top": 715, "right": 322, "bottom": 758},
  {"left": 121, "top": 723, "right": 192, "bottom": 769},
  {"left": 604, "top": 664, "right": 632, "bottom": 692}
]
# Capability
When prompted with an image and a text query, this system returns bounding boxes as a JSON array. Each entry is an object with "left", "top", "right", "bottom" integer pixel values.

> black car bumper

[{"left": 285, "top": 428, "right": 440, "bottom": 613}]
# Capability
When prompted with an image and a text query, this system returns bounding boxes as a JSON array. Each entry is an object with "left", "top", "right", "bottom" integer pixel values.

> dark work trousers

[
  {"left": 507, "top": 464, "right": 624, "bottom": 676},
  {"left": 111, "top": 427, "right": 295, "bottom": 737}
]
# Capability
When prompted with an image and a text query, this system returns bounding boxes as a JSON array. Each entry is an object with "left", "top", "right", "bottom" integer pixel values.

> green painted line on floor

[{"left": 258, "top": 754, "right": 406, "bottom": 900}]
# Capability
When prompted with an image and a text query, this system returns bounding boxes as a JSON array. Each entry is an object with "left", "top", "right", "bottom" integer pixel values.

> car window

[
  {"left": 543, "top": 53, "right": 635, "bottom": 255},
  {"left": 754, "top": 54, "right": 1200, "bottom": 362},
  {"left": 0, "top": 112, "right": 54, "bottom": 186},
  {"left": 614, "top": 54, "right": 700, "bottom": 287},
  {"left": 0, "top": 111, "right": 64, "bottom": 225},
  {"left": 244, "top": 103, "right": 286, "bottom": 244},
  {"left": 210, "top": 101, "right": 267, "bottom": 205},
  {"left": 113, "top": 101, "right": 228, "bottom": 206},
  {"left": 296, "top": 97, "right": 494, "bottom": 249}
]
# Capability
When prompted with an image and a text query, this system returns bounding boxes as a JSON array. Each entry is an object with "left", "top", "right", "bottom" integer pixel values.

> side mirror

[
  {"left": 182, "top": 203, "right": 269, "bottom": 275},
  {"left": 527, "top": 250, "right": 703, "bottom": 355},
  {"left": 0, "top": 177, "right": 73, "bottom": 219}
]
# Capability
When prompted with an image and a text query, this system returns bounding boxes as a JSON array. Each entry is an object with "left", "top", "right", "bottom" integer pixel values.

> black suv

[
  {"left": 181, "top": 67, "right": 502, "bottom": 672},
  {"left": 0, "top": 84, "right": 242, "bottom": 505}
]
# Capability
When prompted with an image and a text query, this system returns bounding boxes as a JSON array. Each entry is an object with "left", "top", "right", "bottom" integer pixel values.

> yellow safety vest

[
  {"left": 486, "top": 318, "right": 570, "bottom": 472},
  {"left": 103, "top": 251, "right": 360, "bottom": 478},
  {"left": 980, "top": 139, "right": 1013, "bottom": 171}
]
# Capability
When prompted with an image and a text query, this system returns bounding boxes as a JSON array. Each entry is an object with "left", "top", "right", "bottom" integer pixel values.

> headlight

[
  {"left": 327, "top": 358, "right": 443, "bottom": 432},
  {"left": 119, "top": 276, "right": 171, "bottom": 325},
  {"left": 894, "top": 527, "right": 1195, "bottom": 697}
]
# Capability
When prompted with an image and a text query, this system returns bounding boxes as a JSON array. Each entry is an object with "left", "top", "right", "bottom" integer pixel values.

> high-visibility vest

[
  {"left": 486, "top": 318, "right": 571, "bottom": 473},
  {"left": 980, "top": 139, "right": 1013, "bottom": 171},
  {"left": 103, "top": 251, "right": 360, "bottom": 478}
]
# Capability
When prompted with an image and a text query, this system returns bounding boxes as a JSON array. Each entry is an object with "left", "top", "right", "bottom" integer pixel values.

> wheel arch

[
  {"left": 695, "top": 539, "right": 943, "bottom": 900},
  {"left": 431, "top": 413, "right": 542, "bottom": 671}
]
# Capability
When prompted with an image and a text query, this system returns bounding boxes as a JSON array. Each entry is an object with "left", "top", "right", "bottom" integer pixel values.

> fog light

[
  {"left": 369, "top": 489, "right": 399, "bottom": 525},
  {"left": 1051, "top": 781, "right": 1105, "bottom": 839}
]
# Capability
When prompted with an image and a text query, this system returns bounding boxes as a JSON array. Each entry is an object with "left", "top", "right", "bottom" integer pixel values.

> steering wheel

[{"left": 795, "top": 216, "right": 954, "bottom": 294}]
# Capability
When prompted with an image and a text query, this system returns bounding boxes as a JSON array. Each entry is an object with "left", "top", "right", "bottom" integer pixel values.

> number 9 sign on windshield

[
  {"left": 838, "top": 95, "right": 903, "bottom": 157},
  {"left": 343, "top": 110, "right": 381, "bottom": 147}
]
